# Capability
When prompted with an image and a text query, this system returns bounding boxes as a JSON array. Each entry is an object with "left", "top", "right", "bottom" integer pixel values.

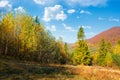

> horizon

[{"left": 0, "top": 0, "right": 120, "bottom": 43}]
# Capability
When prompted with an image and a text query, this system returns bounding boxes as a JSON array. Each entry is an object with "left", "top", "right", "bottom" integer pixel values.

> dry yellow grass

[
  {"left": 0, "top": 57, "right": 120, "bottom": 80},
  {"left": 64, "top": 65, "right": 120, "bottom": 80}
]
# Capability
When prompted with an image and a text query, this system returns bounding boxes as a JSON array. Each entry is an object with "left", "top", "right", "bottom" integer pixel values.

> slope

[{"left": 87, "top": 27, "right": 120, "bottom": 45}]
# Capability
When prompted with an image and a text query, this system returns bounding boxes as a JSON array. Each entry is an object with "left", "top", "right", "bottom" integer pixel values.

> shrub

[{"left": 112, "top": 54, "right": 120, "bottom": 67}]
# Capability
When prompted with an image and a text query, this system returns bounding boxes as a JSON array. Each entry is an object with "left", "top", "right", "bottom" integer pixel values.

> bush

[
  {"left": 112, "top": 54, "right": 120, "bottom": 67},
  {"left": 72, "top": 51, "right": 92, "bottom": 65},
  {"left": 97, "top": 54, "right": 106, "bottom": 66}
]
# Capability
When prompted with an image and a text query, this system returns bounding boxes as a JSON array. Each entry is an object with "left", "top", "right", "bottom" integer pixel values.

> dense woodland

[
  {"left": 0, "top": 12, "right": 68, "bottom": 64},
  {"left": 0, "top": 11, "right": 120, "bottom": 68}
]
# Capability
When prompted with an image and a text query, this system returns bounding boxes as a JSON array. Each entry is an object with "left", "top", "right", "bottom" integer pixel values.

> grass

[{"left": 0, "top": 56, "right": 120, "bottom": 80}]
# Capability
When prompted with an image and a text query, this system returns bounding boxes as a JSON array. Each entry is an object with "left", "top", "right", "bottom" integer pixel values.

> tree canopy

[{"left": 0, "top": 11, "right": 68, "bottom": 64}]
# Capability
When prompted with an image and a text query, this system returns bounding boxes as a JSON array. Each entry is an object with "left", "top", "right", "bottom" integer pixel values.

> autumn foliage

[
  {"left": 0, "top": 11, "right": 120, "bottom": 68},
  {"left": 0, "top": 12, "right": 68, "bottom": 64}
]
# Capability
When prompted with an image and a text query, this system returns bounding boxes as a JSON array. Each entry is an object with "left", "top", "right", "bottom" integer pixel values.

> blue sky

[{"left": 0, "top": 0, "right": 120, "bottom": 43}]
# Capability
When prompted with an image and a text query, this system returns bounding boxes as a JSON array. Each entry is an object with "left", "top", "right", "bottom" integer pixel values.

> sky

[{"left": 0, "top": 0, "right": 120, "bottom": 43}]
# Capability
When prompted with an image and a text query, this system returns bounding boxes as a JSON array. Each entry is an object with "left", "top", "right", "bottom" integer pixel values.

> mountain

[{"left": 87, "top": 27, "right": 120, "bottom": 45}]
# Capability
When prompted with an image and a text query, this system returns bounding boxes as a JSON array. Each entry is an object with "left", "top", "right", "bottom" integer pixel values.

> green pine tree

[
  {"left": 72, "top": 26, "right": 92, "bottom": 65},
  {"left": 97, "top": 38, "right": 108, "bottom": 66}
]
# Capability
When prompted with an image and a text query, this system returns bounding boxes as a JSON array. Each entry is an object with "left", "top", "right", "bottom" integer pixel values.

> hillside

[{"left": 87, "top": 27, "right": 120, "bottom": 45}]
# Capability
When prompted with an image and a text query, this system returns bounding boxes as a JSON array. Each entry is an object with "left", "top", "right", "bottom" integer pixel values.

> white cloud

[
  {"left": 14, "top": 6, "right": 26, "bottom": 13},
  {"left": 56, "top": 11, "right": 67, "bottom": 21},
  {"left": 81, "top": 25, "right": 92, "bottom": 29},
  {"left": 80, "top": 10, "right": 92, "bottom": 15},
  {"left": 98, "top": 17, "right": 105, "bottom": 20},
  {"left": 47, "top": 25, "right": 56, "bottom": 31},
  {"left": 66, "top": 0, "right": 107, "bottom": 7},
  {"left": 67, "top": 9, "right": 75, "bottom": 14},
  {"left": 33, "top": 0, "right": 55, "bottom": 6},
  {"left": 109, "top": 17, "right": 119, "bottom": 22},
  {"left": 62, "top": 23, "right": 76, "bottom": 32},
  {"left": 0, "top": 0, "right": 9, "bottom": 7},
  {"left": 0, "top": 0, "right": 12, "bottom": 11},
  {"left": 34, "top": 0, "right": 107, "bottom": 7},
  {"left": 34, "top": 0, "right": 45, "bottom": 5},
  {"left": 43, "top": 5, "right": 67, "bottom": 22}
]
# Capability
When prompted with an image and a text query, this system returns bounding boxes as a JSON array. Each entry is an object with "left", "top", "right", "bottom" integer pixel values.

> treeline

[
  {"left": 72, "top": 27, "right": 120, "bottom": 67},
  {"left": 0, "top": 12, "right": 68, "bottom": 64},
  {"left": 69, "top": 27, "right": 120, "bottom": 69},
  {"left": 92, "top": 38, "right": 120, "bottom": 67},
  {"left": 0, "top": 11, "right": 120, "bottom": 68}
]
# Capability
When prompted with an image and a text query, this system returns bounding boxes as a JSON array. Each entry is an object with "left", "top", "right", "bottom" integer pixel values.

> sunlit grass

[{"left": 0, "top": 56, "right": 120, "bottom": 80}]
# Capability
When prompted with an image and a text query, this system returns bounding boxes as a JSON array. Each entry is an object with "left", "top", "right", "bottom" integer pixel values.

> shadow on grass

[{"left": 0, "top": 60, "right": 75, "bottom": 80}]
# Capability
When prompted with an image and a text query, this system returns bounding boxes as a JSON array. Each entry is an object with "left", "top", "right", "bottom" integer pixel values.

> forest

[{"left": 0, "top": 11, "right": 120, "bottom": 80}]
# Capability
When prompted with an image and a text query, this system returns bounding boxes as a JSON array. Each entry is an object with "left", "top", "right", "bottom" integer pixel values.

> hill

[{"left": 87, "top": 27, "right": 120, "bottom": 45}]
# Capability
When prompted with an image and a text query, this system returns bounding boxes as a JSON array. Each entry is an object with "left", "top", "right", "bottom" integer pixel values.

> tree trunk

[{"left": 5, "top": 42, "right": 8, "bottom": 55}]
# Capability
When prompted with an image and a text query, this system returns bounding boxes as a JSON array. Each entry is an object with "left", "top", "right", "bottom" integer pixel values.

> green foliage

[
  {"left": 1, "top": 11, "right": 120, "bottom": 68},
  {"left": 112, "top": 54, "right": 120, "bottom": 67},
  {"left": 117, "top": 39, "right": 120, "bottom": 45},
  {"left": 99, "top": 39, "right": 108, "bottom": 56},
  {"left": 97, "top": 39, "right": 107, "bottom": 66},
  {"left": 64, "top": 43, "right": 68, "bottom": 55},
  {"left": 72, "top": 27, "right": 92, "bottom": 65},
  {"left": 97, "top": 39, "right": 113, "bottom": 66},
  {"left": 64, "top": 42, "right": 71, "bottom": 64},
  {"left": 72, "top": 51, "right": 92, "bottom": 65},
  {"left": 105, "top": 52, "right": 113, "bottom": 67},
  {"left": 56, "top": 37, "right": 68, "bottom": 64},
  {"left": 77, "top": 26, "right": 85, "bottom": 40},
  {"left": 106, "top": 41, "right": 113, "bottom": 53},
  {"left": 113, "top": 39, "right": 120, "bottom": 54}
]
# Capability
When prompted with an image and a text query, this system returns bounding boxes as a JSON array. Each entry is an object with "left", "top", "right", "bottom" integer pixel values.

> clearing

[{"left": 0, "top": 57, "right": 120, "bottom": 80}]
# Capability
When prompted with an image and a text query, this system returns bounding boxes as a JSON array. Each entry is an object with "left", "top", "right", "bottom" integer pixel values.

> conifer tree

[
  {"left": 72, "top": 26, "right": 92, "bottom": 65},
  {"left": 77, "top": 27, "right": 85, "bottom": 40},
  {"left": 114, "top": 39, "right": 120, "bottom": 54},
  {"left": 97, "top": 39, "right": 108, "bottom": 66}
]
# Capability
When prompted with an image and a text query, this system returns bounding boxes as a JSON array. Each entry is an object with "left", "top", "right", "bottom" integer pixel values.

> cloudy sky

[{"left": 0, "top": 0, "right": 120, "bottom": 43}]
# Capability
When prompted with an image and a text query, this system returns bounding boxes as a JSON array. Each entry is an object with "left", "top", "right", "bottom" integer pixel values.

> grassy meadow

[{"left": 0, "top": 56, "right": 120, "bottom": 80}]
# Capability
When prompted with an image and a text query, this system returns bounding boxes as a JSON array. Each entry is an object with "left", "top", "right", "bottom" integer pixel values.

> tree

[
  {"left": 64, "top": 42, "right": 69, "bottom": 63},
  {"left": 112, "top": 54, "right": 120, "bottom": 68},
  {"left": 111, "top": 39, "right": 120, "bottom": 67},
  {"left": 77, "top": 27, "right": 85, "bottom": 40},
  {"left": 105, "top": 52, "right": 113, "bottom": 67},
  {"left": 97, "top": 39, "right": 107, "bottom": 66},
  {"left": 0, "top": 11, "right": 70, "bottom": 64},
  {"left": 57, "top": 37, "right": 67, "bottom": 64},
  {"left": 105, "top": 41, "right": 113, "bottom": 66},
  {"left": 106, "top": 41, "right": 112, "bottom": 53},
  {"left": 17, "top": 13, "right": 38, "bottom": 54},
  {"left": 0, "top": 12, "right": 16, "bottom": 55},
  {"left": 113, "top": 39, "right": 120, "bottom": 54},
  {"left": 72, "top": 26, "right": 92, "bottom": 65},
  {"left": 97, "top": 38, "right": 113, "bottom": 66},
  {"left": 64, "top": 43, "right": 68, "bottom": 55},
  {"left": 34, "top": 16, "right": 40, "bottom": 25}
]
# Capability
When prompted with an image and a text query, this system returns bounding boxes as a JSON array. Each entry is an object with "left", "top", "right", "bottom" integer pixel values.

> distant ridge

[{"left": 87, "top": 27, "right": 120, "bottom": 44}]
